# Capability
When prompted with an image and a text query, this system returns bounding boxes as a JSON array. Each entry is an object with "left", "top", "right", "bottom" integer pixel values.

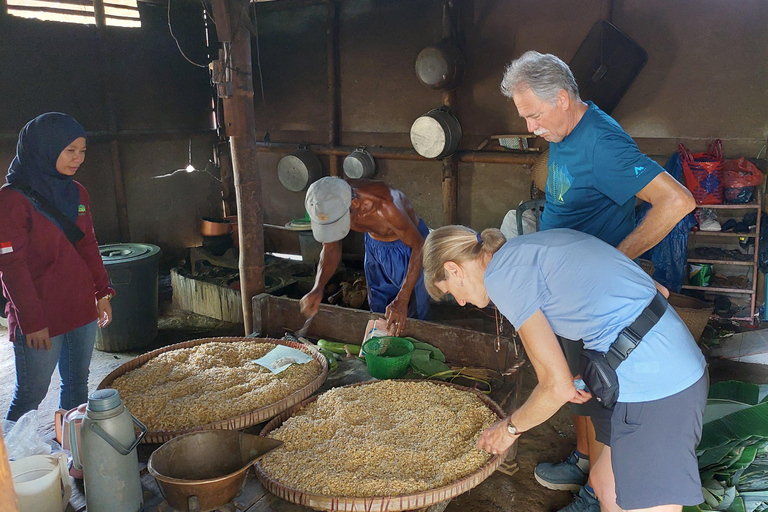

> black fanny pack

[{"left": 581, "top": 290, "right": 668, "bottom": 409}]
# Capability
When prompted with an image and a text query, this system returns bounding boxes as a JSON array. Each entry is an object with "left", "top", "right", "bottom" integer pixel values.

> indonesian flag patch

[{"left": 0, "top": 242, "right": 13, "bottom": 255}]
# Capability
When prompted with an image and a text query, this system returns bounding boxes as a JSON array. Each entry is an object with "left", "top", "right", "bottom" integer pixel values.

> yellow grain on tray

[
  {"left": 111, "top": 342, "right": 322, "bottom": 431},
  {"left": 259, "top": 380, "right": 498, "bottom": 497}
]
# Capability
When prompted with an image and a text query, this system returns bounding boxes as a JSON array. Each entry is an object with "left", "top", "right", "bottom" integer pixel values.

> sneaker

[
  {"left": 534, "top": 451, "right": 588, "bottom": 491},
  {"left": 558, "top": 486, "right": 600, "bottom": 512}
]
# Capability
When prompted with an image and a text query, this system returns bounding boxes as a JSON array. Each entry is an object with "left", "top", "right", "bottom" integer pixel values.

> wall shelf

[{"left": 681, "top": 192, "right": 762, "bottom": 324}]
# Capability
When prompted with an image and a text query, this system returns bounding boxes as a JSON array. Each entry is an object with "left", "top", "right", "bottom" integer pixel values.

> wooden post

[
  {"left": 326, "top": 0, "right": 341, "bottom": 177},
  {"left": 440, "top": 0, "right": 460, "bottom": 226},
  {"left": 218, "top": 142, "right": 237, "bottom": 216},
  {"left": 211, "top": 0, "right": 265, "bottom": 334},
  {"left": 93, "top": 0, "right": 131, "bottom": 242},
  {"left": 441, "top": 90, "right": 458, "bottom": 226},
  {"left": 600, "top": 0, "right": 614, "bottom": 23}
]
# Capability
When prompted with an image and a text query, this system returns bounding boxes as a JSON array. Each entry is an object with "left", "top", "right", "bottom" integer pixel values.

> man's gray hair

[{"left": 500, "top": 51, "right": 580, "bottom": 106}]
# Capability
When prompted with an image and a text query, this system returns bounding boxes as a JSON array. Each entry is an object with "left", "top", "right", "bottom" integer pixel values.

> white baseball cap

[{"left": 304, "top": 177, "right": 352, "bottom": 243}]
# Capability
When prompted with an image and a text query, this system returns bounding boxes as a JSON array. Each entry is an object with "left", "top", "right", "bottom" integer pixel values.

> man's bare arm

[
  {"left": 616, "top": 171, "right": 695, "bottom": 260},
  {"left": 300, "top": 241, "right": 342, "bottom": 318},
  {"left": 380, "top": 201, "right": 425, "bottom": 334}
]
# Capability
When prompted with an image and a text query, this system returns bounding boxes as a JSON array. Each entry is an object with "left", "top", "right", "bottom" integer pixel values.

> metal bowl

[
  {"left": 277, "top": 149, "right": 322, "bottom": 192},
  {"left": 148, "top": 430, "right": 282, "bottom": 512}
]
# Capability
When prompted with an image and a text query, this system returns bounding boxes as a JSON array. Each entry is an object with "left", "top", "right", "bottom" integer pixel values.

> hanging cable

[
  {"left": 250, "top": 2, "right": 267, "bottom": 109},
  {"left": 168, "top": 0, "right": 208, "bottom": 68}
]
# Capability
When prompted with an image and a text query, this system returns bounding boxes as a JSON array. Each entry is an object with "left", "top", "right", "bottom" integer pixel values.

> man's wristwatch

[
  {"left": 101, "top": 293, "right": 113, "bottom": 301},
  {"left": 507, "top": 419, "right": 522, "bottom": 437}
]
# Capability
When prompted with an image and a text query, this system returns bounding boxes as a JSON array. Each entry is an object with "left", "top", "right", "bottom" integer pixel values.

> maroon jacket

[{"left": 0, "top": 182, "right": 114, "bottom": 341}]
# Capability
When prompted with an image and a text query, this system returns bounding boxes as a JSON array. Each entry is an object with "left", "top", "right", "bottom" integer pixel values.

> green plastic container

[{"left": 362, "top": 337, "right": 414, "bottom": 379}]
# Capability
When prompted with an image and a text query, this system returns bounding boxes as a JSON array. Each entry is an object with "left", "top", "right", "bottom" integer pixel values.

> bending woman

[
  {"left": 422, "top": 226, "right": 707, "bottom": 512},
  {"left": 0, "top": 112, "right": 114, "bottom": 421}
]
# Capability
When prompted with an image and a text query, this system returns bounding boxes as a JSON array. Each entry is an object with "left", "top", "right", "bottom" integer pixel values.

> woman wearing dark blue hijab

[{"left": 0, "top": 113, "right": 115, "bottom": 421}]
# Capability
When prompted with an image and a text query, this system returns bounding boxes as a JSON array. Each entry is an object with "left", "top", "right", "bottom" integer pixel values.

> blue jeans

[{"left": 7, "top": 321, "right": 97, "bottom": 421}]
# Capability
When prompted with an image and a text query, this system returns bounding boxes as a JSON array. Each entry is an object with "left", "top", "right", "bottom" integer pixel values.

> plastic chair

[{"left": 516, "top": 199, "right": 546, "bottom": 236}]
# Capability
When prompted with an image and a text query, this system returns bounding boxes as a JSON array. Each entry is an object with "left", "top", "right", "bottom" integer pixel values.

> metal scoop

[{"left": 296, "top": 315, "right": 314, "bottom": 339}]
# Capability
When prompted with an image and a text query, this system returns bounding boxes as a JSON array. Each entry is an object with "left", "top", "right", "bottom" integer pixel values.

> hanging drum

[
  {"left": 410, "top": 107, "right": 462, "bottom": 159},
  {"left": 343, "top": 147, "right": 376, "bottom": 179},
  {"left": 277, "top": 148, "right": 322, "bottom": 192},
  {"left": 415, "top": 39, "right": 465, "bottom": 90}
]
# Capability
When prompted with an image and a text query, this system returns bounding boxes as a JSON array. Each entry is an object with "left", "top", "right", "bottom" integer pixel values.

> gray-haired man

[{"left": 501, "top": 51, "right": 695, "bottom": 512}]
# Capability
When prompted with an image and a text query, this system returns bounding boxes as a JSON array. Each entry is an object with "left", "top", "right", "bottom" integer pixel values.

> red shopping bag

[
  {"left": 722, "top": 157, "right": 764, "bottom": 204},
  {"left": 679, "top": 140, "right": 724, "bottom": 205}
]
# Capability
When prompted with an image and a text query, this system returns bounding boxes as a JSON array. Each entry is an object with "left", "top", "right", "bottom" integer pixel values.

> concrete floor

[{"left": 0, "top": 305, "right": 244, "bottom": 439}]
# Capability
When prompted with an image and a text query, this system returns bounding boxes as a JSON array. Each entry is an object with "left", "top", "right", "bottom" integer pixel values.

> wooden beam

[
  {"left": 326, "top": 0, "right": 341, "bottom": 177},
  {"left": 252, "top": 294, "right": 523, "bottom": 379},
  {"left": 93, "top": 0, "right": 131, "bottom": 242},
  {"left": 440, "top": 0, "right": 460, "bottom": 225},
  {"left": 600, "top": 0, "right": 614, "bottom": 23},
  {"left": 253, "top": 142, "right": 539, "bottom": 165},
  {"left": 211, "top": 0, "right": 265, "bottom": 335}
]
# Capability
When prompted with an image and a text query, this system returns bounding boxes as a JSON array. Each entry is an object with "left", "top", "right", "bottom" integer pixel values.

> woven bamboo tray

[
  {"left": 254, "top": 380, "right": 507, "bottom": 512},
  {"left": 97, "top": 337, "right": 328, "bottom": 444}
]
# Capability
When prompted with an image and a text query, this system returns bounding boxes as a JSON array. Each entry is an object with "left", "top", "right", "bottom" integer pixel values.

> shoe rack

[{"left": 683, "top": 190, "right": 762, "bottom": 323}]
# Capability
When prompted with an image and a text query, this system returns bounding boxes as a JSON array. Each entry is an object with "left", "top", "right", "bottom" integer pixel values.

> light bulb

[{"left": 186, "top": 164, "right": 195, "bottom": 172}]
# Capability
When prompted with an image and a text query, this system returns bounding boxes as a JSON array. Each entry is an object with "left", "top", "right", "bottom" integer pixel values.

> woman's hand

[
  {"left": 26, "top": 328, "right": 51, "bottom": 351},
  {"left": 477, "top": 418, "right": 517, "bottom": 455},
  {"left": 97, "top": 297, "right": 112, "bottom": 327},
  {"left": 570, "top": 388, "right": 593, "bottom": 404},
  {"left": 570, "top": 375, "right": 593, "bottom": 404}
]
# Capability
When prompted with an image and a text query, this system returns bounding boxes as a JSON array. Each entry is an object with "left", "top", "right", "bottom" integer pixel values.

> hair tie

[{"left": 476, "top": 232, "right": 483, "bottom": 244}]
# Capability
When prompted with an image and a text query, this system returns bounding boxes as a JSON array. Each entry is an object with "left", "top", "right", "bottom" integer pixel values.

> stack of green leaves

[
  {"left": 684, "top": 381, "right": 768, "bottom": 512},
  {"left": 403, "top": 338, "right": 450, "bottom": 379}
]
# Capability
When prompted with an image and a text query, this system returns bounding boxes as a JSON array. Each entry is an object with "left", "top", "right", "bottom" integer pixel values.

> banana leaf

[
  {"left": 699, "top": 401, "right": 768, "bottom": 451},
  {"left": 739, "top": 453, "right": 768, "bottom": 492},
  {"left": 689, "top": 381, "right": 768, "bottom": 512},
  {"left": 709, "top": 381, "right": 762, "bottom": 405},
  {"left": 406, "top": 339, "right": 446, "bottom": 362},
  {"left": 406, "top": 340, "right": 450, "bottom": 378}
]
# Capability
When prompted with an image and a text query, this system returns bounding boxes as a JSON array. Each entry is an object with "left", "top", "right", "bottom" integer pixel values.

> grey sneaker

[
  {"left": 534, "top": 451, "right": 589, "bottom": 491},
  {"left": 558, "top": 486, "right": 600, "bottom": 512}
]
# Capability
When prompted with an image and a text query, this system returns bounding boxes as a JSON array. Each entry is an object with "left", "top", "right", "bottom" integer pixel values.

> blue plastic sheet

[{"left": 636, "top": 153, "right": 697, "bottom": 292}]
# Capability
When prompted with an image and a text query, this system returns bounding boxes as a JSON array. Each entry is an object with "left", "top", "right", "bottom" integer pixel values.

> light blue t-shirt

[
  {"left": 485, "top": 229, "right": 705, "bottom": 403},
  {"left": 540, "top": 102, "right": 664, "bottom": 247}
]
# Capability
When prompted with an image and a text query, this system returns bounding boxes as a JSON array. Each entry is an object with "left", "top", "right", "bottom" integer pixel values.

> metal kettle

[{"left": 70, "top": 389, "right": 147, "bottom": 512}]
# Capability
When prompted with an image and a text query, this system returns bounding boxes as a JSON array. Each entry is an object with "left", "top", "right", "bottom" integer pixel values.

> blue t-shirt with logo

[
  {"left": 485, "top": 229, "right": 706, "bottom": 403},
  {"left": 539, "top": 102, "right": 663, "bottom": 247}
]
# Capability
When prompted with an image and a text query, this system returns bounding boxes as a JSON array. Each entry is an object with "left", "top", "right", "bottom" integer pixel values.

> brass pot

[{"left": 200, "top": 217, "right": 231, "bottom": 237}]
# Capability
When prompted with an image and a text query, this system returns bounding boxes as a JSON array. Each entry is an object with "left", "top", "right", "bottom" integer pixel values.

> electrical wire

[
  {"left": 250, "top": 1, "right": 267, "bottom": 109},
  {"left": 167, "top": 0, "right": 208, "bottom": 68}
]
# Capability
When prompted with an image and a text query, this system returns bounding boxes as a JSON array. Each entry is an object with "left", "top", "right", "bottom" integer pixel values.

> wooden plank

[{"left": 251, "top": 294, "right": 522, "bottom": 379}]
